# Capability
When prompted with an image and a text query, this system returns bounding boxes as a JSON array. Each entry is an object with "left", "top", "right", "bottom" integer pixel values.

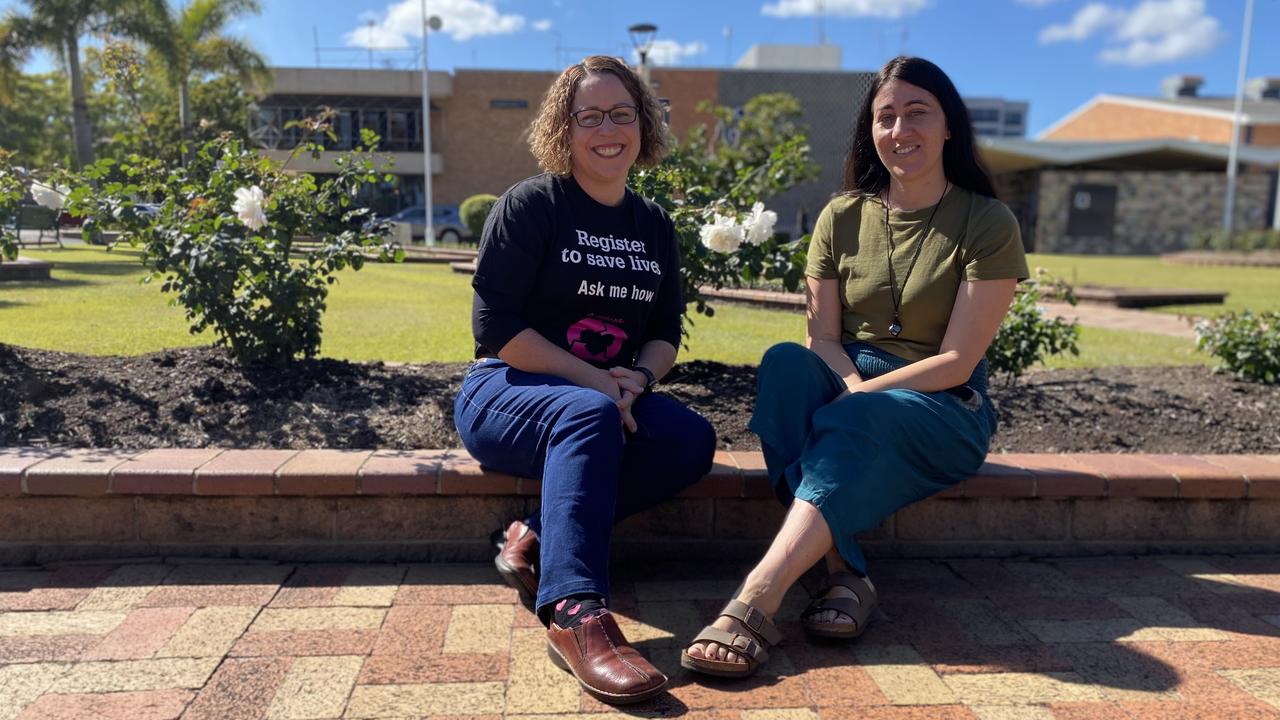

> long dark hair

[{"left": 841, "top": 56, "right": 996, "bottom": 199}]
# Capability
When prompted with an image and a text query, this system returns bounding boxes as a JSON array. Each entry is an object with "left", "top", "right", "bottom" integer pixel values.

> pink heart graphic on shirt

[{"left": 567, "top": 317, "right": 626, "bottom": 362}]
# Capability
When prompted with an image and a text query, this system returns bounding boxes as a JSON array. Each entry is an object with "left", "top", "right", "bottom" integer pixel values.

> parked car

[{"left": 383, "top": 204, "right": 471, "bottom": 244}]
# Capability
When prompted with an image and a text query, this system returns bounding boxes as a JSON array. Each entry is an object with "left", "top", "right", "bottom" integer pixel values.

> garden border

[{"left": 1, "top": 448, "right": 1277, "bottom": 566}]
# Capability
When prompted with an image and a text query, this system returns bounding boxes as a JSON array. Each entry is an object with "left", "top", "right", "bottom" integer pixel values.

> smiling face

[
  {"left": 870, "top": 78, "right": 950, "bottom": 189},
  {"left": 569, "top": 72, "right": 642, "bottom": 204}
]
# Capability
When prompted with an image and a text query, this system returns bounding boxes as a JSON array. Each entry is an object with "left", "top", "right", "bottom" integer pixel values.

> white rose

[
  {"left": 232, "top": 185, "right": 267, "bottom": 231},
  {"left": 744, "top": 201, "right": 777, "bottom": 246},
  {"left": 699, "top": 213, "right": 744, "bottom": 253},
  {"left": 31, "top": 182, "right": 67, "bottom": 211}
]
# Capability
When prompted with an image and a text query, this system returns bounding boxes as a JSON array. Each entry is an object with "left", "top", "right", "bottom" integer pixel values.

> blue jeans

[{"left": 454, "top": 358, "right": 716, "bottom": 617}]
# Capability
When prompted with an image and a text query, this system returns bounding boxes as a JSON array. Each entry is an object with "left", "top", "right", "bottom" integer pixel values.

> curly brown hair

[{"left": 528, "top": 55, "right": 670, "bottom": 176}]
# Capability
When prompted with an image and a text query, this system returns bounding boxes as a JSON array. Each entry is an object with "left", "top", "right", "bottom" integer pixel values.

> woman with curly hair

[{"left": 453, "top": 55, "right": 715, "bottom": 704}]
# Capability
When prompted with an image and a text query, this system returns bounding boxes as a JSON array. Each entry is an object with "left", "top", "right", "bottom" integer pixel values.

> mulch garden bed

[{"left": 1, "top": 344, "right": 1276, "bottom": 454}]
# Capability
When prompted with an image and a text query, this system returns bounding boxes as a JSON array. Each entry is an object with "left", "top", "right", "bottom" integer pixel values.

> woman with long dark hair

[{"left": 682, "top": 56, "right": 1027, "bottom": 678}]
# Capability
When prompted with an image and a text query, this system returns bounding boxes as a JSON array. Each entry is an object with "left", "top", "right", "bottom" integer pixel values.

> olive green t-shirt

[{"left": 805, "top": 187, "right": 1028, "bottom": 362}]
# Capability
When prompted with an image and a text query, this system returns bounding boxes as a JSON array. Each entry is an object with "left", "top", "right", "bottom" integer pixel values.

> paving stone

[
  {"left": 0, "top": 663, "right": 70, "bottom": 720},
  {"left": 182, "top": 657, "right": 292, "bottom": 720},
  {"left": 1052, "top": 642, "right": 1184, "bottom": 702},
  {"left": 0, "top": 566, "right": 114, "bottom": 611},
  {"left": 394, "top": 564, "right": 518, "bottom": 605},
  {"left": 345, "top": 681, "right": 506, "bottom": 717},
  {"left": 0, "top": 610, "right": 127, "bottom": 637},
  {"left": 80, "top": 606, "right": 193, "bottom": 660},
  {"left": 741, "top": 710, "right": 819, "bottom": 720},
  {"left": 156, "top": 605, "right": 258, "bottom": 657},
  {"left": 1108, "top": 596, "right": 1230, "bottom": 642},
  {"left": 15, "top": 689, "right": 192, "bottom": 720},
  {"left": 818, "top": 707, "right": 978, "bottom": 719},
  {"left": 358, "top": 653, "right": 508, "bottom": 684},
  {"left": 855, "top": 644, "right": 958, "bottom": 705},
  {"left": 442, "top": 604, "right": 513, "bottom": 655},
  {"left": 1220, "top": 668, "right": 1280, "bottom": 711},
  {"left": 140, "top": 564, "right": 292, "bottom": 607},
  {"left": 48, "top": 657, "right": 220, "bottom": 693},
  {"left": 230, "top": 629, "right": 378, "bottom": 657},
  {"left": 942, "top": 672, "right": 1107, "bottom": 704},
  {"left": 1046, "top": 703, "right": 1133, "bottom": 720},
  {"left": 937, "top": 598, "right": 1037, "bottom": 646},
  {"left": 503, "top": 627, "right": 580, "bottom": 714},
  {"left": 610, "top": 600, "right": 704, "bottom": 648},
  {"left": 371, "top": 604, "right": 451, "bottom": 656},
  {"left": 264, "top": 655, "right": 363, "bottom": 719},
  {"left": 268, "top": 565, "right": 350, "bottom": 608},
  {"left": 1017, "top": 618, "right": 1150, "bottom": 644},
  {"left": 969, "top": 706, "right": 1054, "bottom": 720},
  {"left": 75, "top": 564, "right": 174, "bottom": 611},
  {"left": 915, "top": 644, "right": 1072, "bottom": 675},
  {"left": 249, "top": 606, "right": 386, "bottom": 632},
  {"left": 633, "top": 578, "right": 741, "bottom": 602},
  {"left": 0, "top": 635, "right": 98, "bottom": 663},
  {"left": 330, "top": 565, "right": 405, "bottom": 607},
  {"left": 787, "top": 641, "right": 890, "bottom": 707}
]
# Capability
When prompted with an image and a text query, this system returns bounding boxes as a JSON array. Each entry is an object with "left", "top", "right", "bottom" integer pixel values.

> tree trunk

[
  {"left": 179, "top": 78, "right": 192, "bottom": 164},
  {"left": 65, "top": 34, "right": 95, "bottom": 171}
]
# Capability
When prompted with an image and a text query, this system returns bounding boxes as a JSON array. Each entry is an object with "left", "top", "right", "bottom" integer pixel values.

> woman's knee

[{"left": 759, "top": 341, "right": 815, "bottom": 376}]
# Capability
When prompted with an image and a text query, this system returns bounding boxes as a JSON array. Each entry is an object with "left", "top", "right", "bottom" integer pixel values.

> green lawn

[
  {"left": 0, "top": 245, "right": 1234, "bottom": 368},
  {"left": 1027, "top": 253, "right": 1280, "bottom": 317}
]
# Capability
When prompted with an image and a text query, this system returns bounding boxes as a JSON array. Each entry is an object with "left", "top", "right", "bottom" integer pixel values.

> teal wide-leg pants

[{"left": 748, "top": 342, "right": 997, "bottom": 574}]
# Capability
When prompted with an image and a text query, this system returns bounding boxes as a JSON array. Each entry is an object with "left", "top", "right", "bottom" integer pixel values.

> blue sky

[{"left": 5, "top": 0, "right": 1278, "bottom": 136}]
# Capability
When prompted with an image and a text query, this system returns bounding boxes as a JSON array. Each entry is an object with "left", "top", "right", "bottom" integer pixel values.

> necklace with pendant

[{"left": 883, "top": 181, "right": 949, "bottom": 337}]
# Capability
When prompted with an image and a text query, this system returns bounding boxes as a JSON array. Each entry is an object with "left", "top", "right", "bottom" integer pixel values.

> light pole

[
  {"left": 1222, "top": 0, "right": 1254, "bottom": 235},
  {"left": 628, "top": 23, "right": 657, "bottom": 87},
  {"left": 420, "top": 1, "right": 441, "bottom": 246}
]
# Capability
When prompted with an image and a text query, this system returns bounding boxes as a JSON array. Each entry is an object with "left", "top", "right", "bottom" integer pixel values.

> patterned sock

[{"left": 551, "top": 593, "right": 607, "bottom": 629}]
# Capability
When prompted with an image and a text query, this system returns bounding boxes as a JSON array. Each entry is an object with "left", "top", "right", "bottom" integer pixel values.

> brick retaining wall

[{"left": 1, "top": 448, "right": 1277, "bottom": 565}]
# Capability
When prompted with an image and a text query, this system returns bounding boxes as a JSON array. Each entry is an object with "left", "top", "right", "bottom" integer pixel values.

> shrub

[
  {"left": 460, "top": 193, "right": 498, "bottom": 238},
  {"left": 1190, "top": 228, "right": 1280, "bottom": 252},
  {"left": 1195, "top": 310, "right": 1280, "bottom": 384},
  {"left": 63, "top": 128, "right": 403, "bottom": 366},
  {"left": 986, "top": 270, "right": 1082, "bottom": 383},
  {"left": 630, "top": 92, "right": 818, "bottom": 321},
  {"left": 0, "top": 150, "right": 21, "bottom": 262}
]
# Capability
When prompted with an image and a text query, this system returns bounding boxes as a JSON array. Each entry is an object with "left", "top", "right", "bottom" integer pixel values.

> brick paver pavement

[{"left": 2, "top": 555, "right": 1279, "bottom": 719}]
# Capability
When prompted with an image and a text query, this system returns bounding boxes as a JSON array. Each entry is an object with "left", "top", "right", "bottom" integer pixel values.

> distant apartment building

[{"left": 966, "top": 98, "right": 1029, "bottom": 138}]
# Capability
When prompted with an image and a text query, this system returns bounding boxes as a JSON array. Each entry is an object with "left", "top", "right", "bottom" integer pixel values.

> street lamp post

[
  {"left": 628, "top": 23, "right": 657, "bottom": 87},
  {"left": 420, "top": 2, "right": 441, "bottom": 246},
  {"left": 1222, "top": 0, "right": 1254, "bottom": 235}
]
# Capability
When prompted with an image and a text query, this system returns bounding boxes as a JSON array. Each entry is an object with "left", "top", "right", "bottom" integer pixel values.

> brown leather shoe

[
  {"left": 494, "top": 520, "right": 538, "bottom": 606},
  {"left": 546, "top": 610, "right": 668, "bottom": 704}
]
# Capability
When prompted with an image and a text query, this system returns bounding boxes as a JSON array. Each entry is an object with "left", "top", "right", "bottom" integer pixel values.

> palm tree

[
  {"left": 0, "top": 0, "right": 131, "bottom": 169},
  {"left": 123, "top": 0, "right": 268, "bottom": 159}
]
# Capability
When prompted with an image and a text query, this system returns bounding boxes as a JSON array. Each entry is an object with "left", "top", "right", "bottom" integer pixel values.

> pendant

[{"left": 889, "top": 321, "right": 903, "bottom": 337}]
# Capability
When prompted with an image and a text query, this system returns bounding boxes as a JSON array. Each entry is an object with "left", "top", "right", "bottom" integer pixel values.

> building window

[
  {"left": 1004, "top": 111, "right": 1024, "bottom": 126},
  {"left": 970, "top": 108, "right": 999, "bottom": 123},
  {"left": 490, "top": 99, "right": 529, "bottom": 109}
]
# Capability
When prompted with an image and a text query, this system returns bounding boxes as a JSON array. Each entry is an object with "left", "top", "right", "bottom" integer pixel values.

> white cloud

[
  {"left": 532, "top": 19, "right": 553, "bottom": 32},
  {"left": 344, "top": 0, "right": 526, "bottom": 46},
  {"left": 1038, "top": 0, "right": 1223, "bottom": 67},
  {"left": 761, "top": 0, "right": 929, "bottom": 20},
  {"left": 633, "top": 39, "right": 708, "bottom": 66},
  {"left": 1039, "top": 3, "right": 1125, "bottom": 43}
]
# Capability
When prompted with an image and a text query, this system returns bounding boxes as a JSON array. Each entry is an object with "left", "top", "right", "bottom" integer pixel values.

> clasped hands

[{"left": 583, "top": 367, "right": 650, "bottom": 433}]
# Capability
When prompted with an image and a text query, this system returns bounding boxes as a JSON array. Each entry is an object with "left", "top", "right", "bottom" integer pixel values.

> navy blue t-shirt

[{"left": 471, "top": 173, "right": 683, "bottom": 368}]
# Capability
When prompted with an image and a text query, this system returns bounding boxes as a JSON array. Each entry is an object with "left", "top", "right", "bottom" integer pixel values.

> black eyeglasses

[{"left": 571, "top": 104, "right": 638, "bottom": 128}]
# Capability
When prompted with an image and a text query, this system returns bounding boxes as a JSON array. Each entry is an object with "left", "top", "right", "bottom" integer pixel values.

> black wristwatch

[{"left": 634, "top": 365, "right": 658, "bottom": 394}]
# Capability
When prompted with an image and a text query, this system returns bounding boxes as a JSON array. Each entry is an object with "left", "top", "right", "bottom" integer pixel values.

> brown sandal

[
  {"left": 801, "top": 570, "right": 877, "bottom": 640},
  {"left": 680, "top": 598, "right": 783, "bottom": 678}
]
